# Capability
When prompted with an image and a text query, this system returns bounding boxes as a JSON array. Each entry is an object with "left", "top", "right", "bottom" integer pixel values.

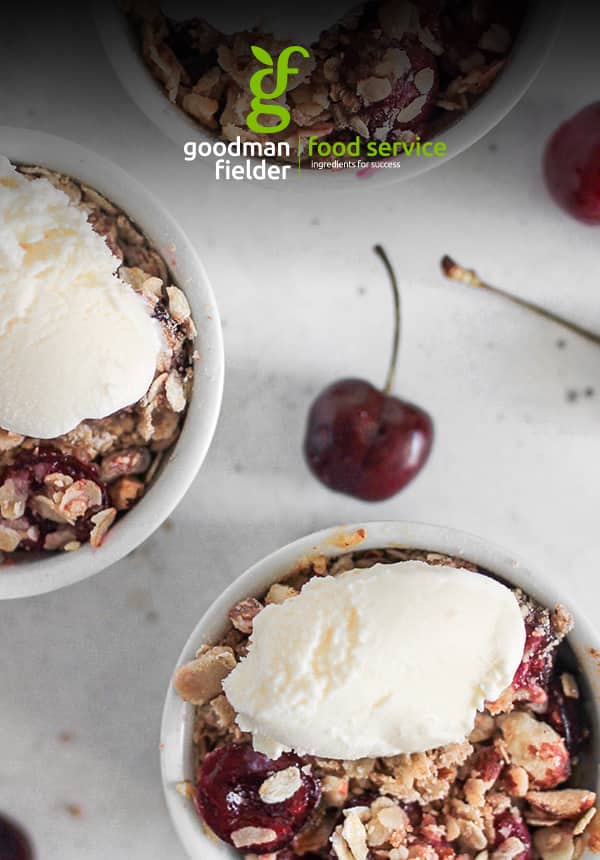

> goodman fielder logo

[{"left": 247, "top": 44, "right": 310, "bottom": 134}]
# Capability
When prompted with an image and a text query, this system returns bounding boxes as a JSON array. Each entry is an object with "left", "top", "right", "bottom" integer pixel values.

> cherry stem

[
  {"left": 441, "top": 256, "right": 600, "bottom": 347},
  {"left": 375, "top": 245, "right": 401, "bottom": 394}
]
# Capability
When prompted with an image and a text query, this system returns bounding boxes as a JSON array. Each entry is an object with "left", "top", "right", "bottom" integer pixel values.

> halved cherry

[{"left": 195, "top": 744, "right": 320, "bottom": 854}]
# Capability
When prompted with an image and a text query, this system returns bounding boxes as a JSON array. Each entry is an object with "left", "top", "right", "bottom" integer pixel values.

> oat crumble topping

[
  {"left": 124, "top": 0, "right": 527, "bottom": 165},
  {"left": 0, "top": 166, "right": 196, "bottom": 558},
  {"left": 174, "top": 548, "right": 597, "bottom": 860}
]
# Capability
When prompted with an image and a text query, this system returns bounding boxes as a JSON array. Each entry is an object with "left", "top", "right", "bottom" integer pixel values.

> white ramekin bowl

[
  {"left": 95, "top": 0, "right": 564, "bottom": 189},
  {"left": 161, "top": 521, "right": 600, "bottom": 860},
  {"left": 0, "top": 127, "right": 224, "bottom": 600}
]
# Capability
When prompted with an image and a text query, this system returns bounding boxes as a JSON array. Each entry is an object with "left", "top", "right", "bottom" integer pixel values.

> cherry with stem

[{"left": 304, "top": 246, "right": 433, "bottom": 502}]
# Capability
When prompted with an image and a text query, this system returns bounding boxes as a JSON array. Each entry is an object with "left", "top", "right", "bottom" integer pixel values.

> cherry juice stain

[{"left": 0, "top": 816, "right": 33, "bottom": 860}]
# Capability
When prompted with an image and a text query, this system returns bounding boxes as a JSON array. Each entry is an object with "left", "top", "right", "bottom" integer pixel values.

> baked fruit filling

[
  {"left": 0, "top": 166, "right": 196, "bottom": 557},
  {"left": 173, "top": 547, "right": 598, "bottom": 860},
  {"left": 125, "top": 0, "right": 526, "bottom": 164}
]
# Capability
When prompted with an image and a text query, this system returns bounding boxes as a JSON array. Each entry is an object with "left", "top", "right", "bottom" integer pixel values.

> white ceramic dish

[
  {"left": 161, "top": 520, "right": 600, "bottom": 860},
  {"left": 95, "top": 0, "right": 564, "bottom": 189},
  {"left": 0, "top": 127, "right": 224, "bottom": 600}
]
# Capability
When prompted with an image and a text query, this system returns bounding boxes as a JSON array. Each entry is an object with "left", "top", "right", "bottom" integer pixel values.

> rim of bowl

[
  {"left": 160, "top": 520, "right": 600, "bottom": 860},
  {"left": 0, "top": 127, "right": 224, "bottom": 599},
  {"left": 94, "top": 0, "right": 564, "bottom": 190}
]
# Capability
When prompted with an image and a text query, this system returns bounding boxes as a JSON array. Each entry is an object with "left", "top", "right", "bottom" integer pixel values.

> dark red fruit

[
  {"left": 195, "top": 744, "right": 320, "bottom": 854},
  {"left": 0, "top": 816, "right": 33, "bottom": 860},
  {"left": 283, "top": 853, "right": 321, "bottom": 860},
  {"left": 403, "top": 801, "right": 423, "bottom": 829},
  {"left": 494, "top": 808, "right": 533, "bottom": 860},
  {"left": 545, "top": 103, "right": 600, "bottom": 225},
  {"left": 7, "top": 448, "right": 105, "bottom": 493},
  {"left": 0, "top": 448, "right": 108, "bottom": 549},
  {"left": 512, "top": 625, "right": 553, "bottom": 701},
  {"left": 546, "top": 672, "right": 589, "bottom": 754},
  {"left": 305, "top": 379, "right": 432, "bottom": 501},
  {"left": 364, "top": 39, "right": 438, "bottom": 138},
  {"left": 304, "top": 247, "right": 433, "bottom": 502},
  {"left": 511, "top": 601, "right": 562, "bottom": 706}
]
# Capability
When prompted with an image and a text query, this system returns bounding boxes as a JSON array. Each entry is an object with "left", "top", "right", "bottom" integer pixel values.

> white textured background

[{"left": 0, "top": 2, "right": 599, "bottom": 857}]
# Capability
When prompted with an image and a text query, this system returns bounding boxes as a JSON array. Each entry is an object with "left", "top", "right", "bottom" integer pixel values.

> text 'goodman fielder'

[
  {"left": 247, "top": 45, "right": 310, "bottom": 134},
  {"left": 183, "top": 45, "right": 309, "bottom": 179}
]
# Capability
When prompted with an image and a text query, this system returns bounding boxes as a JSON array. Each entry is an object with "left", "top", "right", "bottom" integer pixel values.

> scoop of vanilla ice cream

[
  {"left": 163, "top": 1, "right": 353, "bottom": 43},
  {"left": 0, "top": 156, "right": 162, "bottom": 439},
  {"left": 223, "top": 561, "right": 526, "bottom": 760}
]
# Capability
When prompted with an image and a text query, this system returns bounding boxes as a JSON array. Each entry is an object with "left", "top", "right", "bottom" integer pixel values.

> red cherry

[
  {"left": 0, "top": 815, "right": 33, "bottom": 860},
  {"left": 305, "top": 379, "right": 432, "bottom": 501},
  {"left": 544, "top": 103, "right": 600, "bottom": 224},
  {"left": 195, "top": 744, "right": 320, "bottom": 854},
  {"left": 493, "top": 809, "right": 533, "bottom": 860},
  {"left": 304, "top": 247, "right": 433, "bottom": 502}
]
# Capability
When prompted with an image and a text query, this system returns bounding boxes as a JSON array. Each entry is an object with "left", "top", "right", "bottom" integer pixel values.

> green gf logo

[{"left": 247, "top": 44, "right": 310, "bottom": 134}]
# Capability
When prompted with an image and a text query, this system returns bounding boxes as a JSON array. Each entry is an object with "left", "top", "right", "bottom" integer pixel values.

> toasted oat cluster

[
  {"left": 174, "top": 548, "right": 599, "bottom": 860},
  {"left": 124, "top": 0, "right": 525, "bottom": 164},
  {"left": 0, "top": 167, "right": 195, "bottom": 557}
]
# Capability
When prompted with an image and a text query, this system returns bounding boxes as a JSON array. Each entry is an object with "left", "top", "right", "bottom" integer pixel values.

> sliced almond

[
  {"left": 573, "top": 807, "right": 597, "bottom": 836},
  {"left": 0, "top": 478, "right": 28, "bottom": 520},
  {"left": 0, "top": 525, "right": 22, "bottom": 552},
  {"left": 331, "top": 829, "right": 355, "bottom": 860},
  {"left": 182, "top": 93, "right": 219, "bottom": 127},
  {"left": 166, "top": 286, "right": 191, "bottom": 323},
  {"left": 342, "top": 812, "right": 369, "bottom": 860},
  {"left": 173, "top": 646, "right": 236, "bottom": 705},
  {"left": 357, "top": 76, "right": 392, "bottom": 106},
  {"left": 30, "top": 495, "right": 69, "bottom": 524},
  {"left": 396, "top": 95, "right": 428, "bottom": 124},
  {"left": 165, "top": 372, "right": 186, "bottom": 413},
  {"left": 526, "top": 790, "right": 596, "bottom": 821},
  {"left": 499, "top": 712, "right": 570, "bottom": 788},
  {"left": 89, "top": 507, "right": 117, "bottom": 548},
  {"left": 231, "top": 827, "right": 276, "bottom": 849},
  {"left": 58, "top": 480, "right": 103, "bottom": 523},
  {"left": 414, "top": 67, "right": 435, "bottom": 95},
  {"left": 259, "top": 766, "right": 302, "bottom": 804},
  {"left": 265, "top": 583, "right": 298, "bottom": 605},
  {"left": 534, "top": 827, "right": 575, "bottom": 860}
]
